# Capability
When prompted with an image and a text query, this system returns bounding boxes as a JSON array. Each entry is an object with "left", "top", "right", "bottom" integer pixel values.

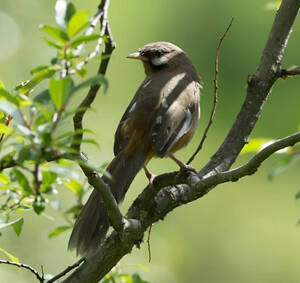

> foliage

[
  {"left": 241, "top": 131, "right": 300, "bottom": 180},
  {"left": 0, "top": 0, "right": 107, "bottom": 240}
]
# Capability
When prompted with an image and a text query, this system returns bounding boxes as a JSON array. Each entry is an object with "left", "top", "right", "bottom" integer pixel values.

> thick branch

[
  {"left": 64, "top": 131, "right": 300, "bottom": 283},
  {"left": 199, "top": 0, "right": 300, "bottom": 177},
  {"left": 63, "top": 0, "right": 300, "bottom": 281}
]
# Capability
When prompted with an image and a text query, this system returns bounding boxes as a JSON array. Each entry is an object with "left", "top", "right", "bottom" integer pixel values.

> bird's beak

[{"left": 127, "top": 52, "right": 148, "bottom": 61}]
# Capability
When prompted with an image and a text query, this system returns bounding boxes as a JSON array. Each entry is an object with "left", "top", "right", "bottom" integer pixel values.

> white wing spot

[
  {"left": 142, "top": 79, "right": 151, "bottom": 88},
  {"left": 129, "top": 102, "right": 136, "bottom": 113},
  {"left": 156, "top": 116, "right": 162, "bottom": 124},
  {"left": 162, "top": 98, "right": 168, "bottom": 108}
]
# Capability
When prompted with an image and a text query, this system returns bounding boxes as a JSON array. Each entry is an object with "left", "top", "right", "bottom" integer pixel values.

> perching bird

[{"left": 68, "top": 41, "right": 201, "bottom": 256}]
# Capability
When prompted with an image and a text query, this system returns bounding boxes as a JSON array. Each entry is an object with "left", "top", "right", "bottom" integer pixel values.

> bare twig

[
  {"left": 187, "top": 18, "right": 234, "bottom": 165},
  {"left": 72, "top": 0, "right": 115, "bottom": 152},
  {"left": 280, "top": 66, "right": 300, "bottom": 78},
  {"left": 73, "top": 8, "right": 103, "bottom": 56},
  {"left": 78, "top": 154, "right": 124, "bottom": 231},
  {"left": 47, "top": 258, "right": 85, "bottom": 283},
  {"left": 0, "top": 115, "right": 12, "bottom": 143},
  {"left": 0, "top": 260, "right": 44, "bottom": 282},
  {"left": 199, "top": 0, "right": 300, "bottom": 178},
  {"left": 76, "top": 0, "right": 113, "bottom": 70}
]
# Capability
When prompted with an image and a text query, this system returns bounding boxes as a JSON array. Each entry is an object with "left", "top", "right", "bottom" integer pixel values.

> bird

[{"left": 68, "top": 41, "right": 202, "bottom": 256}]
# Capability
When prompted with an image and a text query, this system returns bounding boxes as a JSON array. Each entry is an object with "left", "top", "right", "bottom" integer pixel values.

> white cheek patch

[{"left": 151, "top": 55, "right": 168, "bottom": 66}]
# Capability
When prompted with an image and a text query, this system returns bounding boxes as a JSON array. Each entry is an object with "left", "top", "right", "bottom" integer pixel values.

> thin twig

[
  {"left": 76, "top": 0, "right": 112, "bottom": 70},
  {"left": 47, "top": 258, "right": 85, "bottom": 283},
  {"left": 72, "top": 0, "right": 115, "bottom": 152},
  {"left": 0, "top": 115, "right": 12, "bottom": 143},
  {"left": 187, "top": 18, "right": 234, "bottom": 165},
  {"left": 0, "top": 260, "right": 44, "bottom": 282},
  {"left": 147, "top": 224, "right": 152, "bottom": 262},
  {"left": 280, "top": 66, "right": 300, "bottom": 78},
  {"left": 78, "top": 154, "right": 124, "bottom": 231},
  {"left": 73, "top": 8, "right": 103, "bottom": 56}
]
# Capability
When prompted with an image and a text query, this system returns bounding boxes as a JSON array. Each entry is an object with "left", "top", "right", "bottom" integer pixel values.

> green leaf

[
  {"left": 65, "top": 179, "right": 83, "bottom": 195},
  {"left": 0, "top": 80, "right": 5, "bottom": 89},
  {"left": 73, "top": 75, "right": 108, "bottom": 94},
  {"left": 0, "top": 124, "right": 13, "bottom": 135},
  {"left": 30, "top": 65, "right": 49, "bottom": 75},
  {"left": 0, "top": 172, "right": 10, "bottom": 184},
  {"left": 55, "top": 0, "right": 76, "bottom": 29},
  {"left": 12, "top": 168, "right": 33, "bottom": 194},
  {"left": 12, "top": 218, "right": 24, "bottom": 236},
  {"left": 40, "top": 24, "right": 69, "bottom": 43},
  {"left": 42, "top": 37, "right": 63, "bottom": 50},
  {"left": 34, "top": 89, "right": 51, "bottom": 105},
  {"left": 34, "top": 103, "right": 53, "bottom": 120},
  {"left": 117, "top": 274, "right": 132, "bottom": 283},
  {"left": 17, "top": 68, "right": 56, "bottom": 95},
  {"left": 70, "top": 34, "right": 101, "bottom": 49},
  {"left": 75, "top": 67, "right": 87, "bottom": 77},
  {"left": 295, "top": 191, "right": 300, "bottom": 200},
  {"left": 33, "top": 195, "right": 46, "bottom": 215},
  {"left": 0, "top": 88, "right": 19, "bottom": 106},
  {"left": 42, "top": 171, "right": 57, "bottom": 186},
  {"left": 268, "top": 154, "right": 300, "bottom": 180},
  {"left": 0, "top": 100, "right": 26, "bottom": 125},
  {"left": 49, "top": 77, "right": 73, "bottom": 109},
  {"left": 132, "top": 273, "right": 150, "bottom": 283},
  {"left": 241, "top": 138, "right": 275, "bottom": 154},
  {"left": 0, "top": 218, "right": 22, "bottom": 230},
  {"left": 67, "top": 11, "right": 89, "bottom": 38},
  {"left": 17, "top": 146, "right": 31, "bottom": 163},
  {"left": 0, "top": 247, "right": 19, "bottom": 263},
  {"left": 48, "top": 225, "right": 71, "bottom": 238}
]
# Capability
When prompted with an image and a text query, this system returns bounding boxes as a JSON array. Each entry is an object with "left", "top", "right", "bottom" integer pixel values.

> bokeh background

[{"left": 0, "top": 0, "right": 300, "bottom": 282}]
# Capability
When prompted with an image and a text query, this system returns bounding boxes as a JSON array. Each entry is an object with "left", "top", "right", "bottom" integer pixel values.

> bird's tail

[{"left": 68, "top": 150, "right": 147, "bottom": 256}]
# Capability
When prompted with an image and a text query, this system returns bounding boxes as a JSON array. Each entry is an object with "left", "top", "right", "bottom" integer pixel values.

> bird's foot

[{"left": 169, "top": 153, "right": 197, "bottom": 174}]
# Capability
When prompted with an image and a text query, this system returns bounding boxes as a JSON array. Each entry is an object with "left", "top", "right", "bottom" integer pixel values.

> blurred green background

[{"left": 0, "top": 0, "right": 300, "bottom": 282}]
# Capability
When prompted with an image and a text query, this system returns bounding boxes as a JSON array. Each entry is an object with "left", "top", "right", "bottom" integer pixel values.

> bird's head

[{"left": 127, "top": 41, "right": 189, "bottom": 75}]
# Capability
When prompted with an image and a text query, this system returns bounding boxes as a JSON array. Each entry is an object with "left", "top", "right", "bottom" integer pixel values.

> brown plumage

[{"left": 68, "top": 42, "right": 201, "bottom": 256}]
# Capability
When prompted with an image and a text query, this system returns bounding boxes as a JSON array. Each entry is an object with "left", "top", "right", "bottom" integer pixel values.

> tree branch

[
  {"left": 62, "top": 0, "right": 300, "bottom": 282},
  {"left": 0, "top": 260, "right": 44, "bottom": 283},
  {"left": 199, "top": 0, "right": 300, "bottom": 178},
  {"left": 78, "top": 154, "right": 124, "bottom": 231},
  {"left": 72, "top": 0, "right": 116, "bottom": 152},
  {"left": 187, "top": 17, "right": 234, "bottom": 165},
  {"left": 280, "top": 66, "right": 300, "bottom": 78},
  {"left": 63, "top": 131, "right": 300, "bottom": 283},
  {"left": 47, "top": 258, "right": 85, "bottom": 283}
]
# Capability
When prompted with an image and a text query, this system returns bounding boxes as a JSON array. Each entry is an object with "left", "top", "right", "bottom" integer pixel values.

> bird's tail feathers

[{"left": 68, "top": 150, "right": 147, "bottom": 256}]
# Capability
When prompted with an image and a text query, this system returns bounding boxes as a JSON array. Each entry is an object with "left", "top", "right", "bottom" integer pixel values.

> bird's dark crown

[{"left": 139, "top": 41, "right": 183, "bottom": 57}]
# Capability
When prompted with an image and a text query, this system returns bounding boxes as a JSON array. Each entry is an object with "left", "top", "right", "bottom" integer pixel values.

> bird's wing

[
  {"left": 113, "top": 78, "right": 152, "bottom": 156},
  {"left": 114, "top": 97, "right": 138, "bottom": 156},
  {"left": 150, "top": 75, "right": 200, "bottom": 157}
]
